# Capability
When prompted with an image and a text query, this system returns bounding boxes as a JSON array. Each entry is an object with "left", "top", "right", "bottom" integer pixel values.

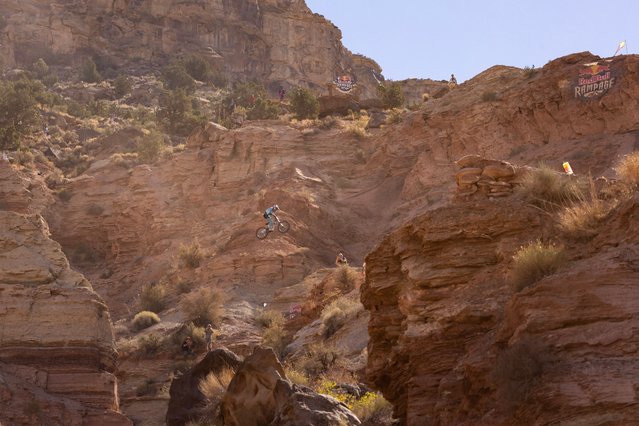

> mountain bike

[{"left": 256, "top": 216, "right": 290, "bottom": 239}]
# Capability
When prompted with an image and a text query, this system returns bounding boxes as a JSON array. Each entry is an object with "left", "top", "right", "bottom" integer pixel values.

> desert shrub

[
  {"left": 343, "top": 121, "right": 367, "bottom": 139},
  {"left": 386, "top": 108, "right": 403, "bottom": 124},
  {"left": 0, "top": 78, "right": 43, "bottom": 150},
  {"left": 81, "top": 58, "right": 102, "bottom": 83},
  {"left": 31, "top": 58, "right": 49, "bottom": 79},
  {"left": 162, "top": 62, "right": 195, "bottom": 92},
  {"left": 298, "top": 343, "right": 341, "bottom": 376},
  {"left": 615, "top": 151, "right": 639, "bottom": 187},
  {"left": 523, "top": 65, "right": 537, "bottom": 79},
  {"left": 15, "top": 149, "right": 35, "bottom": 165},
  {"left": 284, "top": 366, "right": 309, "bottom": 387},
  {"left": 114, "top": 75, "right": 132, "bottom": 98},
  {"left": 422, "top": 92, "right": 430, "bottom": 102},
  {"left": 110, "top": 152, "right": 139, "bottom": 168},
  {"left": 170, "top": 322, "right": 206, "bottom": 355},
  {"left": 182, "top": 287, "right": 224, "bottom": 326},
  {"left": 136, "top": 131, "right": 166, "bottom": 163},
  {"left": 226, "top": 81, "right": 267, "bottom": 109},
  {"left": 494, "top": 336, "right": 547, "bottom": 407},
  {"left": 179, "top": 240, "right": 203, "bottom": 269},
  {"left": 199, "top": 367, "right": 235, "bottom": 401},
  {"left": 559, "top": 179, "right": 615, "bottom": 238},
  {"left": 176, "top": 278, "right": 193, "bottom": 294},
  {"left": 67, "top": 100, "right": 89, "bottom": 119},
  {"left": 317, "top": 115, "right": 340, "bottom": 129},
  {"left": 182, "top": 54, "right": 223, "bottom": 85},
  {"left": 256, "top": 309, "right": 286, "bottom": 357},
  {"left": 519, "top": 164, "right": 584, "bottom": 205},
  {"left": 246, "top": 97, "right": 279, "bottom": 120},
  {"left": 510, "top": 240, "right": 566, "bottom": 291},
  {"left": 320, "top": 296, "right": 363, "bottom": 339},
  {"left": 157, "top": 89, "right": 206, "bottom": 135},
  {"left": 288, "top": 87, "right": 319, "bottom": 120},
  {"left": 42, "top": 74, "right": 59, "bottom": 88},
  {"left": 139, "top": 282, "right": 168, "bottom": 313},
  {"left": 137, "top": 334, "right": 163, "bottom": 357},
  {"left": 377, "top": 81, "right": 405, "bottom": 109},
  {"left": 335, "top": 265, "right": 359, "bottom": 292},
  {"left": 132, "top": 311, "right": 161, "bottom": 331},
  {"left": 86, "top": 204, "right": 104, "bottom": 216},
  {"left": 481, "top": 91, "right": 498, "bottom": 102},
  {"left": 352, "top": 392, "right": 393, "bottom": 426}
]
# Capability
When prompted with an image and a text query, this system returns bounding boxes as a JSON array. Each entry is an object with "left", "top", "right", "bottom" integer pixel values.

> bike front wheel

[
  {"left": 278, "top": 221, "right": 290, "bottom": 233},
  {"left": 256, "top": 227, "right": 269, "bottom": 239}
]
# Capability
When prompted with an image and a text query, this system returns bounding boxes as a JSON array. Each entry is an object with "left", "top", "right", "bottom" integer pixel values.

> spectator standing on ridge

[
  {"left": 205, "top": 324, "right": 215, "bottom": 352},
  {"left": 181, "top": 337, "right": 194, "bottom": 355},
  {"left": 336, "top": 252, "right": 348, "bottom": 266},
  {"left": 278, "top": 86, "right": 286, "bottom": 102},
  {"left": 449, "top": 74, "right": 457, "bottom": 89}
]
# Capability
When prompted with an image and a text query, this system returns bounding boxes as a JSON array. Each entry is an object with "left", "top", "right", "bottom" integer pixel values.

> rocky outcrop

[
  {"left": 166, "top": 348, "right": 243, "bottom": 426},
  {"left": 0, "top": 211, "right": 129, "bottom": 425},
  {"left": 454, "top": 154, "right": 519, "bottom": 198},
  {"left": 0, "top": 0, "right": 381, "bottom": 97},
  {"left": 362, "top": 187, "right": 639, "bottom": 424},
  {"left": 222, "top": 347, "right": 360, "bottom": 426}
]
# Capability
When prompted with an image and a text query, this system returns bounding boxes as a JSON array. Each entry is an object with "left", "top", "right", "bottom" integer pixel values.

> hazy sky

[{"left": 305, "top": 0, "right": 636, "bottom": 82}]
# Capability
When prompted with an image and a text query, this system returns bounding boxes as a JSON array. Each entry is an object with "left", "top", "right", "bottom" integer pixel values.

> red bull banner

[
  {"left": 574, "top": 61, "right": 615, "bottom": 98},
  {"left": 334, "top": 75, "right": 355, "bottom": 93}
]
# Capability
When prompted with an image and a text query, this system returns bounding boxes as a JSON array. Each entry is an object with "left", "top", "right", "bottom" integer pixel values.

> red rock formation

[{"left": 0, "top": 211, "right": 130, "bottom": 425}]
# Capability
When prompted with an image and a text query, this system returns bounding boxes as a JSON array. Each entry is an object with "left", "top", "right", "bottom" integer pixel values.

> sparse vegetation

[
  {"left": 494, "top": 336, "right": 548, "bottom": 408},
  {"left": 139, "top": 282, "right": 168, "bottom": 313},
  {"left": 132, "top": 311, "right": 161, "bottom": 331},
  {"left": 615, "top": 151, "right": 639, "bottom": 187},
  {"left": 179, "top": 240, "right": 204, "bottom": 269},
  {"left": 157, "top": 89, "right": 206, "bottom": 135},
  {"left": 377, "top": 81, "right": 405, "bottom": 109},
  {"left": 182, "top": 287, "right": 224, "bottom": 326},
  {"left": 558, "top": 179, "right": 615, "bottom": 239},
  {"left": 352, "top": 392, "right": 393, "bottom": 426},
  {"left": 31, "top": 58, "right": 50, "bottom": 79},
  {"left": 298, "top": 343, "right": 341, "bottom": 376},
  {"left": 523, "top": 65, "right": 537, "bottom": 79},
  {"left": 335, "top": 265, "right": 359, "bottom": 293},
  {"left": 81, "top": 58, "right": 102, "bottom": 83},
  {"left": 284, "top": 366, "right": 309, "bottom": 386},
  {"left": 162, "top": 61, "right": 196, "bottom": 92},
  {"left": 0, "top": 78, "right": 44, "bottom": 150},
  {"left": 386, "top": 108, "right": 404, "bottom": 124},
  {"left": 519, "top": 164, "right": 584, "bottom": 205},
  {"left": 320, "top": 296, "right": 363, "bottom": 339},
  {"left": 343, "top": 119, "right": 368, "bottom": 139},
  {"left": 510, "top": 240, "right": 566, "bottom": 291},
  {"left": 289, "top": 87, "right": 319, "bottom": 120},
  {"left": 135, "top": 379, "right": 157, "bottom": 397},
  {"left": 199, "top": 367, "right": 234, "bottom": 401},
  {"left": 114, "top": 75, "right": 133, "bottom": 98},
  {"left": 136, "top": 131, "right": 166, "bottom": 163},
  {"left": 137, "top": 333, "right": 163, "bottom": 357},
  {"left": 256, "top": 309, "right": 287, "bottom": 357}
]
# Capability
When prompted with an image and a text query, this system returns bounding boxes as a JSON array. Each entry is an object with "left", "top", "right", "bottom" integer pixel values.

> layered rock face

[
  {"left": 0, "top": 0, "right": 381, "bottom": 97},
  {"left": 0, "top": 211, "right": 129, "bottom": 425},
  {"left": 362, "top": 191, "right": 639, "bottom": 425}
]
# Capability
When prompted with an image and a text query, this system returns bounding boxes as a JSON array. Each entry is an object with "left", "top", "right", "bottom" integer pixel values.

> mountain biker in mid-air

[{"left": 263, "top": 204, "right": 280, "bottom": 232}]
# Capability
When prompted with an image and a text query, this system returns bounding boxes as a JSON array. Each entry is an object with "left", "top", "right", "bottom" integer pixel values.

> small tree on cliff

[
  {"left": 377, "top": 81, "right": 405, "bottom": 109},
  {"left": 81, "top": 58, "right": 102, "bottom": 83},
  {"left": 289, "top": 87, "right": 319, "bottom": 120},
  {"left": 0, "top": 78, "right": 43, "bottom": 150}
]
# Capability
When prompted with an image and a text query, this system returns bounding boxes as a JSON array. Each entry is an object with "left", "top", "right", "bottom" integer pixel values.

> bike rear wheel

[
  {"left": 278, "top": 220, "right": 290, "bottom": 233},
  {"left": 256, "top": 227, "right": 269, "bottom": 239}
]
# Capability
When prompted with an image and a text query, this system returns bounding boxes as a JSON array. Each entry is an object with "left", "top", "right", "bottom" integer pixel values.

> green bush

[
  {"left": 182, "top": 55, "right": 212, "bottom": 82},
  {"left": 298, "top": 343, "right": 341, "bottom": 376},
  {"left": 139, "top": 282, "right": 167, "bottom": 313},
  {"left": 0, "top": 78, "right": 43, "bottom": 150},
  {"left": 114, "top": 75, "right": 132, "bottom": 98},
  {"left": 162, "top": 62, "right": 195, "bottom": 92},
  {"left": 288, "top": 87, "right": 319, "bottom": 120},
  {"left": 510, "top": 240, "right": 566, "bottom": 291},
  {"left": 377, "top": 81, "right": 405, "bottom": 109},
  {"left": 136, "top": 131, "right": 166, "bottom": 163},
  {"left": 494, "top": 336, "right": 547, "bottom": 407},
  {"left": 81, "top": 58, "right": 102, "bottom": 83},
  {"left": 31, "top": 58, "right": 49, "bottom": 79},
  {"left": 66, "top": 100, "right": 89, "bottom": 119},
  {"left": 181, "top": 287, "right": 224, "bottom": 326},
  {"left": 246, "top": 97, "right": 279, "bottom": 120},
  {"left": 132, "top": 311, "right": 161, "bottom": 331},
  {"left": 157, "top": 89, "right": 206, "bottom": 135},
  {"left": 335, "top": 265, "right": 359, "bottom": 293}
]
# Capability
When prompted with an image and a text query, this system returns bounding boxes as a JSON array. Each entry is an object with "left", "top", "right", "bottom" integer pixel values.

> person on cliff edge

[
  {"left": 205, "top": 324, "right": 215, "bottom": 352},
  {"left": 263, "top": 204, "right": 280, "bottom": 232}
]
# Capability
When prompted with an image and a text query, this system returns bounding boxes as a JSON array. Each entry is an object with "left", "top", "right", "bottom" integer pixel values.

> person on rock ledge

[
  {"left": 336, "top": 252, "right": 348, "bottom": 266},
  {"left": 205, "top": 324, "right": 215, "bottom": 352},
  {"left": 181, "top": 337, "right": 194, "bottom": 355}
]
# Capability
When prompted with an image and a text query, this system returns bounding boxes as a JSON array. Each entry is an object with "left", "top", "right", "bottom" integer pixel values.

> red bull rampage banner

[
  {"left": 334, "top": 75, "right": 355, "bottom": 93},
  {"left": 574, "top": 62, "right": 615, "bottom": 98}
]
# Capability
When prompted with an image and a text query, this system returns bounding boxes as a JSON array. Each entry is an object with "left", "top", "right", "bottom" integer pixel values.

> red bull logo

[
  {"left": 334, "top": 75, "right": 355, "bottom": 93},
  {"left": 574, "top": 61, "right": 615, "bottom": 98}
]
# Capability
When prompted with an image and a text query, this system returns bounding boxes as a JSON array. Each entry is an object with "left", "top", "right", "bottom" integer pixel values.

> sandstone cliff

[
  {"left": 0, "top": 211, "right": 129, "bottom": 425},
  {"left": 0, "top": 0, "right": 382, "bottom": 98}
]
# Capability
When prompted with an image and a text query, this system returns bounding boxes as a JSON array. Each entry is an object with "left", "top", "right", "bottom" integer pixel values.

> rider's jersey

[{"left": 265, "top": 206, "right": 276, "bottom": 216}]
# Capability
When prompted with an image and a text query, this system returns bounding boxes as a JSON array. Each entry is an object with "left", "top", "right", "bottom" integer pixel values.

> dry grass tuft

[
  {"left": 320, "top": 296, "right": 363, "bottom": 339},
  {"left": 558, "top": 179, "right": 616, "bottom": 239},
  {"left": 615, "top": 151, "right": 639, "bottom": 187},
  {"left": 139, "top": 282, "right": 167, "bottom": 313},
  {"left": 179, "top": 240, "right": 204, "bottom": 269},
  {"left": 335, "top": 265, "right": 359, "bottom": 293},
  {"left": 256, "top": 309, "right": 287, "bottom": 357},
  {"left": 298, "top": 343, "right": 341, "bottom": 376},
  {"left": 519, "top": 164, "right": 584, "bottom": 206},
  {"left": 510, "top": 240, "right": 566, "bottom": 292},
  {"left": 198, "top": 367, "right": 235, "bottom": 400},
  {"left": 132, "top": 311, "right": 161, "bottom": 331},
  {"left": 181, "top": 287, "right": 224, "bottom": 326}
]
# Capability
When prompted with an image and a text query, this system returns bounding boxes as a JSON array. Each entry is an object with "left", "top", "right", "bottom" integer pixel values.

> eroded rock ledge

[{"left": 0, "top": 211, "right": 130, "bottom": 425}]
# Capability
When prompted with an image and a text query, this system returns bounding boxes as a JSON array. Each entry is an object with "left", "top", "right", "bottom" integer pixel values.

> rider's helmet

[{"left": 273, "top": 204, "right": 279, "bottom": 211}]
